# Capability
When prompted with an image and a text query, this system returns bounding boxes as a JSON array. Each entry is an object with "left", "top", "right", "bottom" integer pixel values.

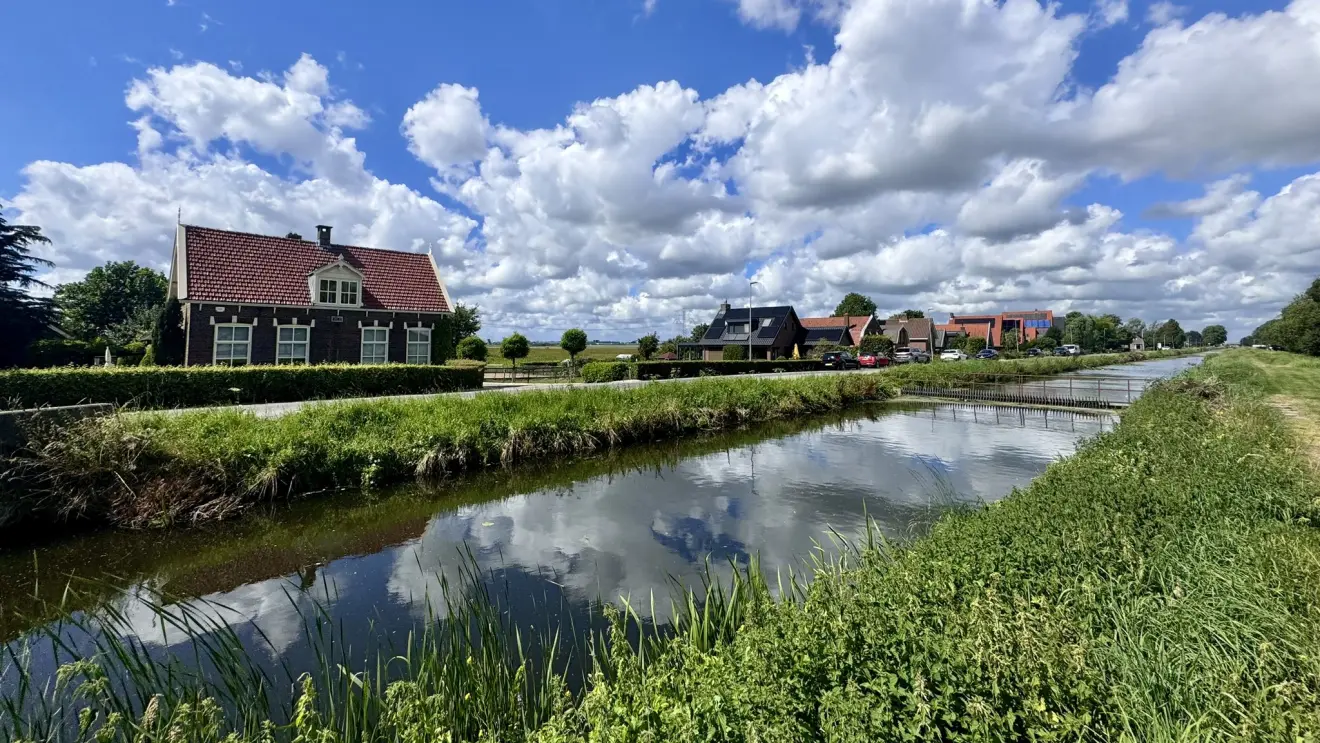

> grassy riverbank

[
  {"left": 7, "top": 352, "right": 1319, "bottom": 741},
  {"left": 0, "top": 350, "right": 1189, "bottom": 533},
  {"left": 3, "top": 374, "right": 894, "bottom": 531},
  {"left": 5, "top": 351, "right": 1314, "bottom": 739}
]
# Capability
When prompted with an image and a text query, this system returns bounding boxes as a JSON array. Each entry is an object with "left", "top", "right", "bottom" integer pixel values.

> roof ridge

[{"left": 184, "top": 223, "right": 427, "bottom": 258}]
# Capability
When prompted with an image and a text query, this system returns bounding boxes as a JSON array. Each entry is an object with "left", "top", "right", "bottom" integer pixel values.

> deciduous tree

[
  {"left": 891, "top": 309, "right": 924, "bottom": 319},
  {"left": 456, "top": 336, "right": 488, "bottom": 361},
  {"left": 690, "top": 323, "right": 710, "bottom": 342},
  {"left": 1202, "top": 325, "right": 1228, "bottom": 347},
  {"left": 500, "top": 333, "right": 530, "bottom": 366},
  {"left": 452, "top": 303, "right": 482, "bottom": 341},
  {"left": 833, "top": 293, "right": 877, "bottom": 317},
  {"left": 152, "top": 296, "right": 185, "bottom": 365},
  {"left": 54, "top": 261, "right": 167, "bottom": 341},
  {"left": 560, "top": 328, "right": 588, "bottom": 364},
  {"left": 637, "top": 333, "right": 659, "bottom": 360}
]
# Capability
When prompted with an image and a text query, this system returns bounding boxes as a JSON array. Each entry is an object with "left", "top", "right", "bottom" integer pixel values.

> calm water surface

[{"left": 1, "top": 353, "right": 1198, "bottom": 697}]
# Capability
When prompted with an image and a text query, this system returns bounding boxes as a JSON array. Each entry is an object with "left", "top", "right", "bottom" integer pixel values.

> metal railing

[
  {"left": 900, "top": 374, "right": 1149, "bottom": 410},
  {"left": 483, "top": 363, "right": 579, "bottom": 383}
]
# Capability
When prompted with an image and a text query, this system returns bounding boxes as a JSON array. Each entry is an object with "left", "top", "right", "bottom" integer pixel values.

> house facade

[
  {"left": 170, "top": 224, "right": 453, "bottom": 366},
  {"left": 695, "top": 304, "right": 802, "bottom": 360},
  {"left": 878, "top": 317, "right": 939, "bottom": 353},
  {"left": 937, "top": 310, "right": 1058, "bottom": 349}
]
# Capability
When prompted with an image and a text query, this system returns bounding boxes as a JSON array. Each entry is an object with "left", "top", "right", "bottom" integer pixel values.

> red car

[{"left": 858, "top": 353, "right": 890, "bottom": 368}]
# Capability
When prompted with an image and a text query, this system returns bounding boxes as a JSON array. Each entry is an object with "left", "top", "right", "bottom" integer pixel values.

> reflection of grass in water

[
  {"left": 2, "top": 544, "right": 842, "bottom": 743},
  {"left": 0, "top": 403, "right": 901, "bottom": 646}
]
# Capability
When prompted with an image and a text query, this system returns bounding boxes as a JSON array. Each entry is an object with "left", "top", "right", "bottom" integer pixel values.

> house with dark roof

[
  {"left": 936, "top": 310, "right": 1059, "bottom": 349},
  {"left": 694, "top": 303, "right": 803, "bottom": 360},
  {"left": 798, "top": 315, "right": 881, "bottom": 352},
  {"left": 169, "top": 224, "right": 453, "bottom": 366}
]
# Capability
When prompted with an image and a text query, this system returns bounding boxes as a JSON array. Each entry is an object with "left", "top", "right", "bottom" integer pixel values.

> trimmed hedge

[
  {"left": 634, "top": 359, "right": 823, "bottom": 378},
  {"left": 581, "top": 361, "right": 631, "bottom": 383},
  {"left": 0, "top": 363, "right": 485, "bottom": 410}
]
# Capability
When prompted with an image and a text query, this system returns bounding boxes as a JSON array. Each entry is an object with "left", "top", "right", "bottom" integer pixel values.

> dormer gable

[{"left": 307, "top": 257, "right": 366, "bottom": 308}]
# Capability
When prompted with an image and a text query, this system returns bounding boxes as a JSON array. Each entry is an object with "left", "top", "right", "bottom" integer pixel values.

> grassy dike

[
  {"left": 0, "top": 350, "right": 1188, "bottom": 533},
  {"left": 3, "top": 374, "right": 894, "bottom": 531},
  {"left": 7, "top": 352, "right": 1319, "bottom": 741}
]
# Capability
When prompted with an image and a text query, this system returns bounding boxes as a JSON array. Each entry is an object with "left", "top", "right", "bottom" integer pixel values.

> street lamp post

[{"left": 748, "top": 280, "right": 760, "bottom": 361}]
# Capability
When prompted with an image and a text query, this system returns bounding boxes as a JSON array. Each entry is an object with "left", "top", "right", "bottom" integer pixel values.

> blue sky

[{"left": 3, "top": 0, "right": 1317, "bottom": 341}]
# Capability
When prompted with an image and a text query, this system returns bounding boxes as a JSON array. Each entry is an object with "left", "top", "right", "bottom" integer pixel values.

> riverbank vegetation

[
  {"left": 2, "top": 374, "right": 893, "bottom": 531},
  {"left": 6, "top": 351, "right": 1319, "bottom": 741}
]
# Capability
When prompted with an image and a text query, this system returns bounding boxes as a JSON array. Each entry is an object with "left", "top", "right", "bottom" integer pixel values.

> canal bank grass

[
  {"left": 5, "top": 357, "right": 1320, "bottom": 741},
  {"left": 3, "top": 374, "right": 894, "bottom": 530}
]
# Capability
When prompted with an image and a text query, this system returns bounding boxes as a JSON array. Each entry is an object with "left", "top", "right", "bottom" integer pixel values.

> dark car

[
  {"left": 1052, "top": 347, "right": 1071, "bottom": 356},
  {"left": 1027, "top": 348, "right": 1043, "bottom": 357},
  {"left": 821, "top": 351, "right": 859, "bottom": 369},
  {"left": 857, "top": 352, "right": 890, "bottom": 368},
  {"left": 974, "top": 348, "right": 1000, "bottom": 360}
]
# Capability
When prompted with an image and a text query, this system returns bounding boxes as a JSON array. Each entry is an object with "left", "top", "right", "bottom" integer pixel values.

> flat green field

[{"left": 486, "top": 343, "right": 637, "bottom": 365}]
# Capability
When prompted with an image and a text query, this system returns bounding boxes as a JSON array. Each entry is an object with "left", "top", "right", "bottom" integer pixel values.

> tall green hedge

[
  {"left": 581, "top": 361, "right": 631, "bottom": 383},
  {"left": 0, "top": 363, "right": 485, "bottom": 410},
  {"left": 633, "top": 359, "right": 823, "bottom": 378}
]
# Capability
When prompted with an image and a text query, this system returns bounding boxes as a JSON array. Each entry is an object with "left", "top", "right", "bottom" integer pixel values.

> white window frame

[
  {"left": 406, "top": 327, "right": 432, "bottom": 364},
  {"left": 361, "top": 327, "right": 390, "bottom": 364},
  {"left": 213, "top": 324, "right": 252, "bottom": 366},
  {"left": 318, "top": 278, "right": 338, "bottom": 304},
  {"left": 276, "top": 326, "right": 311, "bottom": 365},
  {"left": 317, "top": 278, "right": 360, "bottom": 306}
]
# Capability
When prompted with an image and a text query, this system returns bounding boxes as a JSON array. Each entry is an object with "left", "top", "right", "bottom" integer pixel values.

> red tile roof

[{"left": 182, "top": 225, "right": 449, "bottom": 313}]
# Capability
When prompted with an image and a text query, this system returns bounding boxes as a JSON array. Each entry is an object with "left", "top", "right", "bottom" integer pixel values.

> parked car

[
  {"left": 1060, "top": 344, "right": 1082, "bottom": 356},
  {"left": 821, "top": 351, "right": 859, "bottom": 369},
  {"left": 1027, "top": 348, "right": 1043, "bottom": 357},
  {"left": 893, "top": 347, "right": 930, "bottom": 364},
  {"left": 858, "top": 352, "right": 890, "bottom": 368},
  {"left": 939, "top": 348, "right": 967, "bottom": 361},
  {"left": 1052, "top": 346, "right": 1071, "bottom": 356},
  {"left": 974, "top": 348, "right": 1000, "bottom": 360}
]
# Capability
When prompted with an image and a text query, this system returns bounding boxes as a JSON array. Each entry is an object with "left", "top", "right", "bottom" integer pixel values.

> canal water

[{"left": 0, "top": 354, "right": 1197, "bottom": 709}]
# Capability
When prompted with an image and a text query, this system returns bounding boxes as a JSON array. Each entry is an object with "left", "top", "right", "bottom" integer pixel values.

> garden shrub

[
  {"left": 0, "top": 363, "right": 485, "bottom": 410},
  {"left": 722, "top": 344, "right": 747, "bottom": 360},
  {"left": 456, "top": 336, "right": 488, "bottom": 362},
  {"left": 580, "top": 361, "right": 631, "bottom": 383}
]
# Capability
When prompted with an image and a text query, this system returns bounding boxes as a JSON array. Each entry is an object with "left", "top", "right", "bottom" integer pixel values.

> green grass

[
  {"left": 4, "top": 374, "right": 894, "bottom": 531},
  {"left": 5, "top": 350, "right": 1319, "bottom": 741},
  {"left": 486, "top": 344, "right": 638, "bottom": 365}
]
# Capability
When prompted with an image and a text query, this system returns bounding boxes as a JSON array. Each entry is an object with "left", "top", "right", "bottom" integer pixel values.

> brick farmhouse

[{"left": 169, "top": 224, "right": 453, "bottom": 366}]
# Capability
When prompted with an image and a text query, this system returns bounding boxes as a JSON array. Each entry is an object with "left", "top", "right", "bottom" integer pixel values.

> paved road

[
  {"left": 156, "top": 368, "right": 893, "bottom": 419},
  {"left": 155, "top": 355, "right": 1201, "bottom": 420}
]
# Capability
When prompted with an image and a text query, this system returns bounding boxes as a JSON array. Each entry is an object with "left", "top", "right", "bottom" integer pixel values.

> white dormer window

[
  {"left": 318, "top": 278, "right": 359, "bottom": 305},
  {"left": 309, "top": 261, "right": 365, "bottom": 308}
]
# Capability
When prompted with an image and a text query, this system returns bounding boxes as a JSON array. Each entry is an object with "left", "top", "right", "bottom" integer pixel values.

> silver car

[{"left": 893, "top": 346, "right": 930, "bottom": 363}]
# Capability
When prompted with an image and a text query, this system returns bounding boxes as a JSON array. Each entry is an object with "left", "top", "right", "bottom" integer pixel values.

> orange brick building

[{"left": 936, "top": 310, "right": 1058, "bottom": 349}]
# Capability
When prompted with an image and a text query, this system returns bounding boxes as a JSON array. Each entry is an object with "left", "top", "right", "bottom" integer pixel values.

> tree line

[{"left": 1240, "top": 276, "right": 1320, "bottom": 354}]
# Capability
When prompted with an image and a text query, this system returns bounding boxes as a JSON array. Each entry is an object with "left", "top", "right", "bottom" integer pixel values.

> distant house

[
  {"left": 694, "top": 304, "right": 803, "bottom": 360},
  {"left": 878, "top": 317, "right": 939, "bottom": 353},
  {"left": 169, "top": 224, "right": 453, "bottom": 366},
  {"left": 797, "top": 315, "right": 881, "bottom": 354},
  {"left": 1130, "top": 336, "right": 1146, "bottom": 351},
  {"left": 937, "top": 310, "right": 1059, "bottom": 349}
]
